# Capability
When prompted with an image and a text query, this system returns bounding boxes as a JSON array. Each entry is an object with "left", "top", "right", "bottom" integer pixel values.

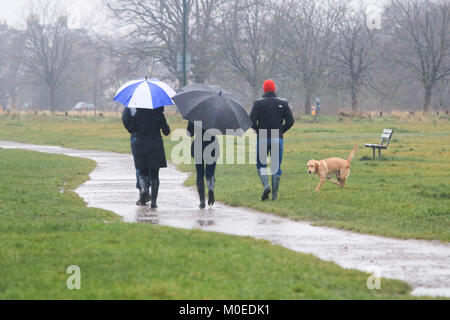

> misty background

[{"left": 0, "top": 0, "right": 448, "bottom": 115}]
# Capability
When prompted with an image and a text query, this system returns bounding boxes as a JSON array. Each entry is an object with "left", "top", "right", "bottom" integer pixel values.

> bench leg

[
  {"left": 378, "top": 148, "right": 381, "bottom": 158},
  {"left": 372, "top": 147, "right": 375, "bottom": 160}
]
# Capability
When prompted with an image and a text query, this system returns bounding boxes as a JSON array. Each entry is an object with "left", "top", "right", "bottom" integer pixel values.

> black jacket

[
  {"left": 187, "top": 121, "right": 219, "bottom": 163},
  {"left": 121, "top": 107, "right": 137, "bottom": 138},
  {"left": 133, "top": 108, "right": 170, "bottom": 169},
  {"left": 250, "top": 92, "right": 294, "bottom": 138}
]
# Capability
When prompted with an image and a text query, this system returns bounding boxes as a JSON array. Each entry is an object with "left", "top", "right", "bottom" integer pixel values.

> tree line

[{"left": 0, "top": 0, "right": 448, "bottom": 114}]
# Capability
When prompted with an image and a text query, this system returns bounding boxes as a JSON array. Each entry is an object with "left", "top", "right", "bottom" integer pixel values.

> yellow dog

[{"left": 307, "top": 145, "right": 357, "bottom": 191}]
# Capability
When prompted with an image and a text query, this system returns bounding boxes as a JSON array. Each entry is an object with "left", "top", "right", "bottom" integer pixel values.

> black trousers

[
  {"left": 195, "top": 162, "right": 216, "bottom": 184},
  {"left": 139, "top": 168, "right": 159, "bottom": 181}
]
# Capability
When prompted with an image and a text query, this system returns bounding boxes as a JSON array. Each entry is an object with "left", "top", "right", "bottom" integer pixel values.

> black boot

[
  {"left": 136, "top": 176, "right": 149, "bottom": 206},
  {"left": 197, "top": 179, "right": 206, "bottom": 209},
  {"left": 147, "top": 178, "right": 151, "bottom": 200},
  {"left": 143, "top": 176, "right": 151, "bottom": 203},
  {"left": 150, "top": 179, "right": 159, "bottom": 208},
  {"left": 206, "top": 176, "right": 215, "bottom": 206}
]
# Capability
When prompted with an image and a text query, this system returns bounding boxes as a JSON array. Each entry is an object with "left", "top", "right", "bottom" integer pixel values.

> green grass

[
  {"left": 0, "top": 148, "right": 416, "bottom": 299},
  {"left": 0, "top": 113, "right": 449, "bottom": 242}
]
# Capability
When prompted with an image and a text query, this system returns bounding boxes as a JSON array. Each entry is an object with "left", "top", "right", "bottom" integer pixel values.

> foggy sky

[
  {"left": 0, "top": 0, "right": 387, "bottom": 30},
  {"left": 0, "top": 0, "right": 102, "bottom": 28}
]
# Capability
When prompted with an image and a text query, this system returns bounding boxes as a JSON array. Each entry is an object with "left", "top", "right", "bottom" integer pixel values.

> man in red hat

[{"left": 250, "top": 79, "right": 294, "bottom": 201}]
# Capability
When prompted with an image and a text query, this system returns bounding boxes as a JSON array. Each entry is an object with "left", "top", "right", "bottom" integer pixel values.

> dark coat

[
  {"left": 250, "top": 92, "right": 294, "bottom": 138},
  {"left": 133, "top": 108, "right": 170, "bottom": 169},
  {"left": 121, "top": 107, "right": 137, "bottom": 138},
  {"left": 187, "top": 121, "right": 219, "bottom": 163}
]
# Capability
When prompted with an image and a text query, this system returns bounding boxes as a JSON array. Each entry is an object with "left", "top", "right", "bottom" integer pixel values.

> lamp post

[{"left": 182, "top": 0, "right": 187, "bottom": 87}]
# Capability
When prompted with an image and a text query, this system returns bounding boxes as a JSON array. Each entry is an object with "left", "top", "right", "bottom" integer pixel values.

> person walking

[
  {"left": 121, "top": 107, "right": 145, "bottom": 194},
  {"left": 187, "top": 121, "right": 219, "bottom": 208},
  {"left": 250, "top": 79, "right": 294, "bottom": 201},
  {"left": 134, "top": 107, "right": 170, "bottom": 208}
]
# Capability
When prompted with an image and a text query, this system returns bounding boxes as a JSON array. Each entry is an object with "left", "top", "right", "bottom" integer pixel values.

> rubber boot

[
  {"left": 136, "top": 176, "right": 149, "bottom": 205},
  {"left": 146, "top": 178, "right": 151, "bottom": 200},
  {"left": 143, "top": 176, "right": 150, "bottom": 203},
  {"left": 150, "top": 179, "right": 159, "bottom": 208},
  {"left": 136, "top": 176, "right": 143, "bottom": 205},
  {"left": 258, "top": 172, "right": 271, "bottom": 201},
  {"left": 272, "top": 174, "right": 281, "bottom": 200},
  {"left": 206, "top": 176, "right": 215, "bottom": 206},
  {"left": 197, "top": 179, "right": 206, "bottom": 209}
]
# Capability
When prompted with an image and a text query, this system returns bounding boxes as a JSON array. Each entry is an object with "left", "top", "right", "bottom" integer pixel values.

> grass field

[
  {"left": 0, "top": 148, "right": 416, "bottom": 299},
  {"left": 0, "top": 112, "right": 448, "bottom": 242}
]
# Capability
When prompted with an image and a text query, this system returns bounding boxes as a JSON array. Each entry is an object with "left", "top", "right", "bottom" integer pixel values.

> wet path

[{"left": 1, "top": 141, "right": 449, "bottom": 297}]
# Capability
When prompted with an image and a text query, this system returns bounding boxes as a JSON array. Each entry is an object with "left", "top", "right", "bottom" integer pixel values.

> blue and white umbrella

[{"left": 113, "top": 78, "right": 176, "bottom": 109}]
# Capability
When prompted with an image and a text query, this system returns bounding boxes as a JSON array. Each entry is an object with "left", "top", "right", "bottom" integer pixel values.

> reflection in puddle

[
  {"left": 135, "top": 206, "right": 159, "bottom": 224},
  {"left": 196, "top": 219, "right": 215, "bottom": 227},
  {"left": 257, "top": 218, "right": 283, "bottom": 225},
  {"left": 136, "top": 216, "right": 159, "bottom": 224}
]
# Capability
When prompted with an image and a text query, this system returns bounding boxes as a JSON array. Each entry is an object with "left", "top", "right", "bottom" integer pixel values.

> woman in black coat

[
  {"left": 134, "top": 107, "right": 170, "bottom": 208},
  {"left": 187, "top": 121, "right": 219, "bottom": 208}
]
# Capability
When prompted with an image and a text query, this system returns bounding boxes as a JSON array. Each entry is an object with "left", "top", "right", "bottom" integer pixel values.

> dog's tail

[{"left": 347, "top": 144, "right": 357, "bottom": 162}]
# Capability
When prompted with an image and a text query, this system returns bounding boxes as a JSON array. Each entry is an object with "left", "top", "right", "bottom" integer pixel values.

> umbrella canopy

[
  {"left": 172, "top": 84, "right": 252, "bottom": 135},
  {"left": 113, "top": 78, "right": 176, "bottom": 109}
]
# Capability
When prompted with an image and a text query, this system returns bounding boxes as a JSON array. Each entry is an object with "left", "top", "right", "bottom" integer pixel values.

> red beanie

[{"left": 263, "top": 79, "right": 276, "bottom": 93}]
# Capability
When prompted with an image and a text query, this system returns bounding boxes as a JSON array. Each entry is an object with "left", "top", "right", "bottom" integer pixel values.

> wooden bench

[{"left": 365, "top": 128, "right": 394, "bottom": 159}]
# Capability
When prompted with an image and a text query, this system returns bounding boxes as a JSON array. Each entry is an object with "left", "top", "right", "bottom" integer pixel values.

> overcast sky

[
  {"left": 0, "top": 0, "right": 103, "bottom": 28},
  {"left": 0, "top": 0, "right": 387, "bottom": 31}
]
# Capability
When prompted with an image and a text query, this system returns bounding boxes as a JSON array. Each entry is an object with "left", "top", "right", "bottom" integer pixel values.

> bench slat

[
  {"left": 381, "top": 133, "right": 391, "bottom": 138},
  {"left": 383, "top": 129, "right": 393, "bottom": 133},
  {"left": 365, "top": 144, "right": 387, "bottom": 148}
]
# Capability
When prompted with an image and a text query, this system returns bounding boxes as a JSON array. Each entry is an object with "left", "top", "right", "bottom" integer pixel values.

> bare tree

[
  {"left": 0, "top": 23, "right": 26, "bottom": 111},
  {"left": 104, "top": 0, "right": 226, "bottom": 86},
  {"left": 333, "top": 5, "right": 381, "bottom": 115},
  {"left": 220, "top": 0, "right": 283, "bottom": 100},
  {"left": 383, "top": 0, "right": 450, "bottom": 112},
  {"left": 6, "top": 29, "right": 26, "bottom": 111},
  {"left": 190, "top": 0, "right": 227, "bottom": 83},
  {"left": 23, "top": 1, "right": 80, "bottom": 112},
  {"left": 280, "top": 0, "right": 345, "bottom": 114},
  {"left": 0, "top": 23, "right": 9, "bottom": 108}
]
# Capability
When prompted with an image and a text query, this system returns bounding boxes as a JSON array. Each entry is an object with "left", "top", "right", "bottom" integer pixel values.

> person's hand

[{"left": 162, "top": 126, "right": 171, "bottom": 136}]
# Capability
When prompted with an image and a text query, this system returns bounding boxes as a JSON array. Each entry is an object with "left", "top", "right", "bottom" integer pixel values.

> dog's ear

[{"left": 314, "top": 161, "right": 319, "bottom": 172}]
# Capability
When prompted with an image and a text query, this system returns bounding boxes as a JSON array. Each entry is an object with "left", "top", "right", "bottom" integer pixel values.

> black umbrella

[{"left": 172, "top": 84, "right": 252, "bottom": 135}]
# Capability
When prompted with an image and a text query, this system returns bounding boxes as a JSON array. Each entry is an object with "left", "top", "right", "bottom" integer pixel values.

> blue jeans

[
  {"left": 256, "top": 138, "right": 284, "bottom": 176},
  {"left": 130, "top": 137, "right": 140, "bottom": 189}
]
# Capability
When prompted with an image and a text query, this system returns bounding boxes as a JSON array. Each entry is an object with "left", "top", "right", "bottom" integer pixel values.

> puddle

[{"left": 1, "top": 140, "right": 449, "bottom": 298}]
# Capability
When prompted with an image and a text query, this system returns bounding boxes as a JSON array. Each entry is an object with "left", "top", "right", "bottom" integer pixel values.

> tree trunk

[
  {"left": 193, "top": 73, "right": 206, "bottom": 84},
  {"left": 304, "top": 93, "right": 311, "bottom": 115},
  {"left": 423, "top": 85, "right": 432, "bottom": 113},
  {"left": 351, "top": 85, "right": 358, "bottom": 116},
  {"left": 10, "top": 88, "right": 17, "bottom": 112},
  {"left": 50, "top": 86, "right": 56, "bottom": 113},
  {"left": 177, "top": 73, "right": 186, "bottom": 90},
  {"left": 251, "top": 84, "right": 260, "bottom": 103},
  {"left": 93, "top": 58, "right": 99, "bottom": 116}
]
